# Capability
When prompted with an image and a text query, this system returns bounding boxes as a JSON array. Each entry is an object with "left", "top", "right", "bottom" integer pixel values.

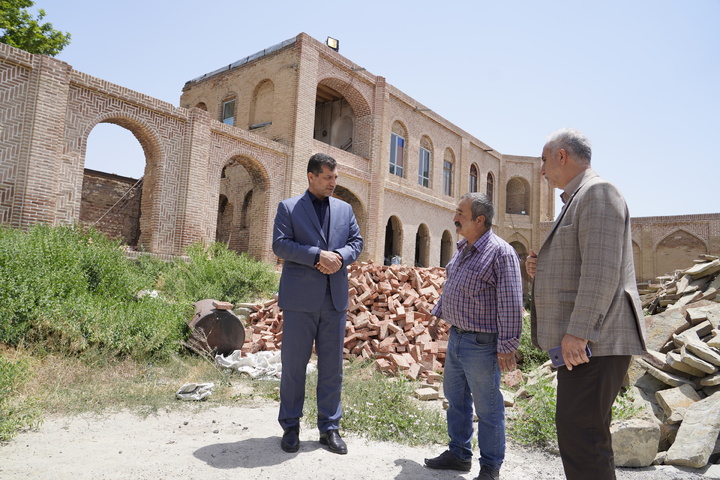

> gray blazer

[{"left": 531, "top": 169, "right": 646, "bottom": 356}]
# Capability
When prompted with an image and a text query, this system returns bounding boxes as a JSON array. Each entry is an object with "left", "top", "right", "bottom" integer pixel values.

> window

[
  {"left": 418, "top": 147, "right": 431, "bottom": 187},
  {"left": 222, "top": 100, "right": 236, "bottom": 126},
  {"left": 443, "top": 160, "right": 453, "bottom": 196},
  {"left": 486, "top": 172, "right": 494, "bottom": 202},
  {"left": 389, "top": 133, "right": 405, "bottom": 177},
  {"left": 469, "top": 164, "right": 478, "bottom": 193}
]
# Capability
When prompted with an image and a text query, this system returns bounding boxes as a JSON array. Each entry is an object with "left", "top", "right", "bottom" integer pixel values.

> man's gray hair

[
  {"left": 546, "top": 128, "right": 592, "bottom": 164},
  {"left": 461, "top": 192, "right": 493, "bottom": 228}
]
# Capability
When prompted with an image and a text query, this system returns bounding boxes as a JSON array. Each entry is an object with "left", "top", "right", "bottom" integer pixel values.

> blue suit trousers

[{"left": 278, "top": 287, "right": 346, "bottom": 433}]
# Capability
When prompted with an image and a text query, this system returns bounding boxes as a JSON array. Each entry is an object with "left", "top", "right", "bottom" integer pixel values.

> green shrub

[
  {"left": 160, "top": 242, "right": 278, "bottom": 305},
  {"left": 0, "top": 355, "right": 42, "bottom": 441},
  {"left": 0, "top": 226, "right": 278, "bottom": 360},
  {"left": 518, "top": 313, "right": 549, "bottom": 372}
]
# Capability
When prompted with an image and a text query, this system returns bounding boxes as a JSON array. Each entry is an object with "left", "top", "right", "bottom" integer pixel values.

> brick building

[{"left": 1, "top": 33, "right": 717, "bottom": 285}]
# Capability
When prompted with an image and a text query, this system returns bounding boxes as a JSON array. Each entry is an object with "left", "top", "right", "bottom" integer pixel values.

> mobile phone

[{"left": 549, "top": 344, "right": 592, "bottom": 368}]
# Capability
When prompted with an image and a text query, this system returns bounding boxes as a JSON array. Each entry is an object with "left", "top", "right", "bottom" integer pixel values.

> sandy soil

[{"left": 0, "top": 401, "right": 707, "bottom": 480}]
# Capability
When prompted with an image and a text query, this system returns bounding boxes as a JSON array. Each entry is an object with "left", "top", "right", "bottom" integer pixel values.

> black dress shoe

[
  {"left": 319, "top": 429, "right": 347, "bottom": 454},
  {"left": 424, "top": 450, "right": 472, "bottom": 472},
  {"left": 476, "top": 464, "right": 500, "bottom": 479},
  {"left": 280, "top": 425, "right": 300, "bottom": 453}
]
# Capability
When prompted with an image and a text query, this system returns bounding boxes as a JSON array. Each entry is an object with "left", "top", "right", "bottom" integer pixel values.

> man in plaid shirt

[{"left": 424, "top": 192, "right": 523, "bottom": 480}]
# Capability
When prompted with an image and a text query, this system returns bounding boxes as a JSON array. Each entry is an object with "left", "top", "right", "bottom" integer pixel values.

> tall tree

[{"left": 0, "top": 0, "right": 70, "bottom": 56}]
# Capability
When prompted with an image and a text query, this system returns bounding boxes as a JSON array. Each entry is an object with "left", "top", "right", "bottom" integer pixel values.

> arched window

[
  {"left": 443, "top": 148, "right": 455, "bottom": 197},
  {"left": 418, "top": 136, "right": 433, "bottom": 188},
  {"left": 389, "top": 122, "right": 407, "bottom": 177},
  {"left": 222, "top": 97, "right": 236, "bottom": 126},
  {"left": 469, "top": 164, "right": 478, "bottom": 193},
  {"left": 486, "top": 172, "right": 494, "bottom": 203}
]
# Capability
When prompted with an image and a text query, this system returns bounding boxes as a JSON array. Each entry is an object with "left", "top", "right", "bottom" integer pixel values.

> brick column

[
  {"left": 288, "top": 34, "right": 319, "bottom": 198},
  {"left": 13, "top": 54, "right": 72, "bottom": 227},
  {"left": 174, "top": 108, "right": 212, "bottom": 255},
  {"left": 363, "top": 76, "right": 388, "bottom": 263}
]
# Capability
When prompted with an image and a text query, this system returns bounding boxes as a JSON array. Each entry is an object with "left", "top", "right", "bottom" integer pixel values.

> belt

[{"left": 452, "top": 325, "right": 478, "bottom": 335}]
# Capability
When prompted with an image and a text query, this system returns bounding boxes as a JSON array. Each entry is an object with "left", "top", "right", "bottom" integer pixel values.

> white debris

[
  {"left": 175, "top": 382, "right": 214, "bottom": 401},
  {"left": 215, "top": 350, "right": 316, "bottom": 379}
]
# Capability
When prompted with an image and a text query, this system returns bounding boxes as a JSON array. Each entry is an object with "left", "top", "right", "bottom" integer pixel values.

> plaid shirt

[{"left": 432, "top": 229, "right": 523, "bottom": 353}]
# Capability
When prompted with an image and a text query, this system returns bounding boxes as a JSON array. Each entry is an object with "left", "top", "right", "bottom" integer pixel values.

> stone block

[
  {"left": 655, "top": 383, "right": 701, "bottom": 424},
  {"left": 666, "top": 392, "right": 720, "bottom": 468},
  {"left": 610, "top": 419, "right": 660, "bottom": 467}
]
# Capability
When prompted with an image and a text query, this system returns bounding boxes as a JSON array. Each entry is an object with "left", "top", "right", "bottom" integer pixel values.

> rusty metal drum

[{"left": 187, "top": 299, "right": 246, "bottom": 356}]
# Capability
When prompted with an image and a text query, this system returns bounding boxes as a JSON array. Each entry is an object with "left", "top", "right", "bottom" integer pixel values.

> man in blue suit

[{"left": 272, "top": 153, "right": 363, "bottom": 455}]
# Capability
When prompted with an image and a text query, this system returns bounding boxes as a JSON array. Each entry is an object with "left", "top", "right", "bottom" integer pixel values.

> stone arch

[
  {"left": 78, "top": 115, "right": 163, "bottom": 250},
  {"left": 415, "top": 223, "right": 430, "bottom": 267},
  {"left": 314, "top": 77, "right": 373, "bottom": 158},
  {"left": 249, "top": 79, "right": 274, "bottom": 128},
  {"left": 216, "top": 154, "right": 270, "bottom": 260},
  {"left": 440, "top": 230, "right": 454, "bottom": 267},
  {"left": 333, "top": 185, "right": 369, "bottom": 262},
  {"left": 384, "top": 215, "right": 403, "bottom": 265},
  {"left": 195, "top": 102, "right": 208, "bottom": 111},
  {"left": 506, "top": 176, "right": 530, "bottom": 215},
  {"left": 655, "top": 229, "right": 708, "bottom": 277}
]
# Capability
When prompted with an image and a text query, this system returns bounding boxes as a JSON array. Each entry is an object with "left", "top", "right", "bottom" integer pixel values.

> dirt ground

[{"left": 0, "top": 401, "right": 708, "bottom": 480}]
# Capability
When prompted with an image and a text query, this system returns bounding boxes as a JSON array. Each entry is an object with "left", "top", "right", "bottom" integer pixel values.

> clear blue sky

[{"left": 37, "top": 0, "right": 719, "bottom": 218}]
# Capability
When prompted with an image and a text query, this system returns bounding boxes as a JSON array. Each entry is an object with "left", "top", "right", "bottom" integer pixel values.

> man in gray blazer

[
  {"left": 526, "top": 128, "right": 646, "bottom": 480},
  {"left": 272, "top": 153, "right": 363, "bottom": 455}
]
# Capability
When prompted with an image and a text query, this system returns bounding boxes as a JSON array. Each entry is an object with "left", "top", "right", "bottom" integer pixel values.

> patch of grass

[
  {"left": 507, "top": 376, "right": 558, "bottom": 447},
  {"left": 508, "top": 375, "right": 641, "bottom": 447},
  {"left": 0, "top": 352, "right": 43, "bottom": 441},
  {"left": 303, "top": 359, "right": 448, "bottom": 446}
]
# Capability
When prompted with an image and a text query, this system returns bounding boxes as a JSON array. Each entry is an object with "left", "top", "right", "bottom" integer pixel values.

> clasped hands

[{"left": 315, "top": 250, "right": 343, "bottom": 275}]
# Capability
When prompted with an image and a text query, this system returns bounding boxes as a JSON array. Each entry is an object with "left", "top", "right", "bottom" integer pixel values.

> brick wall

[{"left": 80, "top": 169, "right": 141, "bottom": 245}]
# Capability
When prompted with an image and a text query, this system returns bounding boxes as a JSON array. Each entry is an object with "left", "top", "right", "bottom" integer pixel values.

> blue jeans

[{"left": 444, "top": 327, "right": 505, "bottom": 470}]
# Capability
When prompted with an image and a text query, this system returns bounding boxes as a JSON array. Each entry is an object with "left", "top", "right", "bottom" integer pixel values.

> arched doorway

[
  {"left": 384, "top": 216, "right": 403, "bottom": 265},
  {"left": 80, "top": 121, "right": 153, "bottom": 248},
  {"left": 510, "top": 240, "right": 530, "bottom": 306},
  {"left": 216, "top": 155, "right": 269, "bottom": 260},
  {"left": 440, "top": 230, "right": 454, "bottom": 267},
  {"left": 415, "top": 224, "right": 430, "bottom": 267}
]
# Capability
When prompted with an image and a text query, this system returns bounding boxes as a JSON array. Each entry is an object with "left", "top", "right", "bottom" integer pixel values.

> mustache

[{"left": 454, "top": 221, "right": 462, "bottom": 228}]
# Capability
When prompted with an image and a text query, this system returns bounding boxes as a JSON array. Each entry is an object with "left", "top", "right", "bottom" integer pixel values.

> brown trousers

[{"left": 556, "top": 355, "right": 631, "bottom": 480}]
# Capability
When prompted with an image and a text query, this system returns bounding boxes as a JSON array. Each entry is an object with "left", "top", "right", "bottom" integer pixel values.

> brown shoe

[{"left": 424, "top": 450, "right": 472, "bottom": 472}]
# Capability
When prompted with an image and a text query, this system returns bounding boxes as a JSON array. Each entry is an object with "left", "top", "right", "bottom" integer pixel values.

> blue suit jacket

[{"left": 272, "top": 190, "right": 363, "bottom": 312}]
